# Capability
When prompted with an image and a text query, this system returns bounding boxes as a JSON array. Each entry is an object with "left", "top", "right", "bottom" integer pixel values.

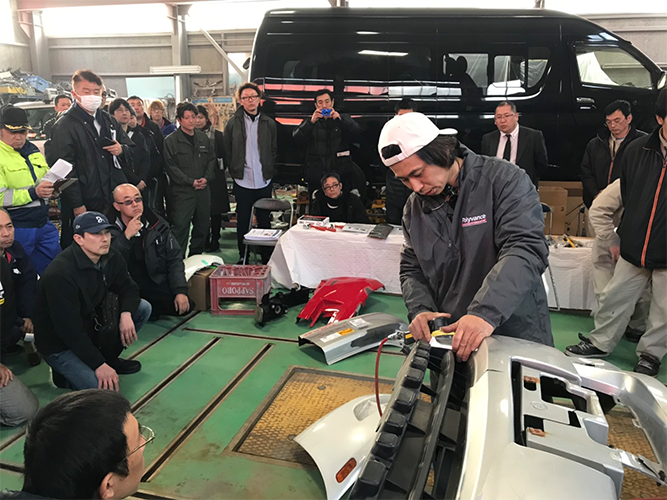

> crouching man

[
  {"left": 34, "top": 212, "right": 152, "bottom": 390},
  {"left": 109, "top": 183, "right": 191, "bottom": 318}
]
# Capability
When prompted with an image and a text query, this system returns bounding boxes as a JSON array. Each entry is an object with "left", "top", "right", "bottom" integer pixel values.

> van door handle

[{"left": 577, "top": 97, "right": 596, "bottom": 109}]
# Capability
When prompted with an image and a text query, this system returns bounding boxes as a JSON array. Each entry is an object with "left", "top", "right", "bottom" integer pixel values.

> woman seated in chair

[{"left": 310, "top": 173, "right": 370, "bottom": 224}]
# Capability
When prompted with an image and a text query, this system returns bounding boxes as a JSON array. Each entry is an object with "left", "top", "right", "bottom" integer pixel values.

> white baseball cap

[{"left": 378, "top": 112, "right": 443, "bottom": 167}]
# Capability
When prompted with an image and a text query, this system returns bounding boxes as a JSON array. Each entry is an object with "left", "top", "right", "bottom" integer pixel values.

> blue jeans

[{"left": 44, "top": 299, "right": 152, "bottom": 390}]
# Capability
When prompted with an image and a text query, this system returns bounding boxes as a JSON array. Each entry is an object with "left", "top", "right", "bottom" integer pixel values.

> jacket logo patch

[{"left": 462, "top": 214, "right": 487, "bottom": 227}]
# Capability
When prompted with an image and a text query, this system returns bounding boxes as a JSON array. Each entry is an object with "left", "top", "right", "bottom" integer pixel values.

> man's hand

[
  {"left": 193, "top": 178, "right": 207, "bottom": 190},
  {"left": 124, "top": 215, "right": 143, "bottom": 239},
  {"left": 103, "top": 140, "right": 123, "bottom": 156},
  {"left": 610, "top": 245, "right": 620, "bottom": 263},
  {"left": 137, "top": 180, "right": 147, "bottom": 191},
  {"left": 95, "top": 363, "right": 119, "bottom": 391},
  {"left": 408, "top": 311, "right": 452, "bottom": 342},
  {"left": 174, "top": 294, "right": 190, "bottom": 315},
  {"left": 0, "top": 364, "right": 13, "bottom": 388},
  {"left": 330, "top": 109, "right": 341, "bottom": 120},
  {"left": 73, "top": 205, "right": 87, "bottom": 217},
  {"left": 119, "top": 311, "right": 138, "bottom": 347},
  {"left": 443, "top": 315, "right": 494, "bottom": 362},
  {"left": 35, "top": 180, "right": 54, "bottom": 199},
  {"left": 22, "top": 318, "right": 34, "bottom": 334},
  {"left": 310, "top": 109, "right": 323, "bottom": 124}
]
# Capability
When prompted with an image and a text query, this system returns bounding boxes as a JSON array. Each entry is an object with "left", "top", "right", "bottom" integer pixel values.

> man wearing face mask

[{"left": 46, "top": 69, "right": 130, "bottom": 248}]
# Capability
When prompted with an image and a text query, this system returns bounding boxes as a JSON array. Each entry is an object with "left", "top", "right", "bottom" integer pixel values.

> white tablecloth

[
  {"left": 546, "top": 246, "right": 595, "bottom": 310},
  {"left": 269, "top": 225, "right": 596, "bottom": 310},
  {"left": 268, "top": 224, "right": 404, "bottom": 294}
]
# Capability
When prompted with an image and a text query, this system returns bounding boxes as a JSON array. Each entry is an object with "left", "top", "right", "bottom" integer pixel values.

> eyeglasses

[
  {"left": 114, "top": 425, "right": 155, "bottom": 470},
  {"left": 323, "top": 183, "right": 341, "bottom": 191},
  {"left": 116, "top": 197, "right": 143, "bottom": 206},
  {"left": 240, "top": 95, "right": 260, "bottom": 101},
  {"left": 605, "top": 117, "right": 626, "bottom": 127},
  {"left": 495, "top": 113, "right": 515, "bottom": 121}
]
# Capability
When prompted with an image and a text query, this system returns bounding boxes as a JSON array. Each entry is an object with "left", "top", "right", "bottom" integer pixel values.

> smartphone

[{"left": 98, "top": 137, "right": 116, "bottom": 148}]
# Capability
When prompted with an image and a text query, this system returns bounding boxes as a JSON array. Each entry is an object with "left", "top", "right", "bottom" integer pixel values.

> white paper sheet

[{"left": 42, "top": 159, "right": 72, "bottom": 183}]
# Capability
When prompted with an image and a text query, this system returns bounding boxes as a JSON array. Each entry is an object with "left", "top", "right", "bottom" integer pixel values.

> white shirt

[
  {"left": 495, "top": 124, "right": 519, "bottom": 165},
  {"left": 234, "top": 112, "right": 270, "bottom": 190}
]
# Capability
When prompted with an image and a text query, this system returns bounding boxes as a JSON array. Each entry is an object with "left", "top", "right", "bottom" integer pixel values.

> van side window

[
  {"left": 443, "top": 47, "right": 550, "bottom": 97},
  {"left": 575, "top": 45, "right": 653, "bottom": 89}
]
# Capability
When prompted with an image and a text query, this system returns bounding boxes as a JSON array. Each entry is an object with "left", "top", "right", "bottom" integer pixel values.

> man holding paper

[
  {"left": 0, "top": 105, "right": 60, "bottom": 273},
  {"left": 45, "top": 69, "right": 129, "bottom": 248}
]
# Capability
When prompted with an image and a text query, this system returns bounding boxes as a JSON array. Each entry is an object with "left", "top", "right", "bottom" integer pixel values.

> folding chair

[
  {"left": 541, "top": 203, "right": 561, "bottom": 311},
  {"left": 242, "top": 198, "right": 294, "bottom": 265}
]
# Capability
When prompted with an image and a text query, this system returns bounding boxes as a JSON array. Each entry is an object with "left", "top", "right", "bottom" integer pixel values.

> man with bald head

[{"left": 109, "top": 183, "right": 190, "bottom": 318}]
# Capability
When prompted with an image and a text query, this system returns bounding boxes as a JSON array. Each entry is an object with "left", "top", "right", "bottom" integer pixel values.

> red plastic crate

[{"left": 209, "top": 265, "right": 271, "bottom": 315}]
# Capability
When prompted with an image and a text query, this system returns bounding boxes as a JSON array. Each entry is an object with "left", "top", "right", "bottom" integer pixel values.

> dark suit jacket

[{"left": 480, "top": 126, "right": 548, "bottom": 188}]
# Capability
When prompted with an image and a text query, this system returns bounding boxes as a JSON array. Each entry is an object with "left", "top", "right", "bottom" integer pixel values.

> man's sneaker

[
  {"left": 634, "top": 354, "right": 661, "bottom": 377},
  {"left": 51, "top": 370, "right": 70, "bottom": 389},
  {"left": 565, "top": 333, "right": 609, "bottom": 358},
  {"left": 109, "top": 358, "right": 142, "bottom": 374},
  {"left": 624, "top": 327, "right": 644, "bottom": 343}
]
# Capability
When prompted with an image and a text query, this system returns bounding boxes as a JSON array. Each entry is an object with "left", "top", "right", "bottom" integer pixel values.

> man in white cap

[{"left": 378, "top": 113, "right": 552, "bottom": 361}]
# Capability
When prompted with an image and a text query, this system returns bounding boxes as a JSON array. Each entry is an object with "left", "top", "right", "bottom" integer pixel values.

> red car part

[{"left": 297, "top": 277, "right": 385, "bottom": 327}]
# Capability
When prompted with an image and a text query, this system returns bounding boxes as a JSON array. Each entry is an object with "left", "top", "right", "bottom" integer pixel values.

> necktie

[{"left": 502, "top": 134, "right": 512, "bottom": 161}]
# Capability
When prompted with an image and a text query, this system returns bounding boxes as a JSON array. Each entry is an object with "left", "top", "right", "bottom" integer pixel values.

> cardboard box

[
  {"left": 188, "top": 266, "right": 218, "bottom": 311},
  {"left": 542, "top": 181, "right": 586, "bottom": 235},
  {"left": 538, "top": 186, "right": 567, "bottom": 235}
]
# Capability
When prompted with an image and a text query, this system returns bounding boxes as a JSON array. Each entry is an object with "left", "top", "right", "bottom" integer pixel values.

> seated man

[
  {"left": 0, "top": 104, "right": 60, "bottom": 274},
  {"left": 310, "top": 173, "right": 370, "bottom": 224},
  {"left": 0, "top": 255, "right": 39, "bottom": 427},
  {"left": 109, "top": 184, "right": 191, "bottom": 318},
  {"left": 34, "top": 212, "right": 152, "bottom": 390},
  {"left": 1, "top": 389, "right": 151, "bottom": 499},
  {"left": 0, "top": 209, "right": 38, "bottom": 362}
]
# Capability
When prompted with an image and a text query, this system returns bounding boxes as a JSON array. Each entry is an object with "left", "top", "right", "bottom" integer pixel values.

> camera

[{"left": 321, "top": 108, "right": 332, "bottom": 117}]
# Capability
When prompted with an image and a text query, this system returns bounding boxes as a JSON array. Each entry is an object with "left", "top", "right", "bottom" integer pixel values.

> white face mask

[{"left": 78, "top": 94, "right": 102, "bottom": 114}]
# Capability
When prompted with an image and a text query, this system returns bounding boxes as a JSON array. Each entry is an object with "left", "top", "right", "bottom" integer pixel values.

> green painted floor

[{"left": 0, "top": 262, "right": 664, "bottom": 496}]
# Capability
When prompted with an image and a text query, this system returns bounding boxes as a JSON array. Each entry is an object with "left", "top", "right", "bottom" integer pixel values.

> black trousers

[{"left": 233, "top": 182, "right": 273, "bottom": 262}]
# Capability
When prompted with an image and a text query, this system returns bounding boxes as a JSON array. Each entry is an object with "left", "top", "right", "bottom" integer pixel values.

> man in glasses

[
  {"left": 1, "top": 390, "right": 153, "bottom": 499},
  {"left": 223, "top": 82, "right": 277, "bottom": 264},
  {"left": 109, "top": 183, "right": 190, "bottom": 319},
  {"left": 480, "top": 101, "right": 548, "bottom": 189},
  {"left": 580, "top": 100, "right": 646, "bottom": 214},
  {"left": 33, "top": 211, "right": 152, "bottom": 391},
  {"left": 310, "top": 173, "right": 369, "bottom": 223},
  {"left": 378, "top": 112, "right": 552, "bottom": 363}
]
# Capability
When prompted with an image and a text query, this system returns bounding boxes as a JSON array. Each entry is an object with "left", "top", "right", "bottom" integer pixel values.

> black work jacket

[
  {"left": 617, "top": 127, "right": 666, "bottom": 269},
  {"left": 580, "top": 125, "right": 646, "bottom": 208},
  {"left": 109, "top": 206, "right": 188, "bottom": 296},
  {"left": 33, "top": 244, "right": 140, "bottom": 369},
  {"left": 401, "top": 147, "right": 552, "bottom": 346},
  {"left": 163, "top": 128, "right": 216, "bottom": 190},
  {"left": 45, "top": 103, "right": 129, "bottom": 211}
]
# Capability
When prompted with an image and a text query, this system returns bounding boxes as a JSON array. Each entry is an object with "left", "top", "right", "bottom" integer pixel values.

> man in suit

[{"left": 481, "top": 101, "right": 548, "bottom": 188}]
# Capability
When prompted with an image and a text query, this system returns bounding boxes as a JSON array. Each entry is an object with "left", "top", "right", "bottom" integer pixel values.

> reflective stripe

[{"left": 0, "top": 186, "right": 14, "bottom": 206}]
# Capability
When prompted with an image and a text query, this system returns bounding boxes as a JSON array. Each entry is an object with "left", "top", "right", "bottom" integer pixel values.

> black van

[{"left": 249, "top": 8, "right": 666, "bottom": 184}]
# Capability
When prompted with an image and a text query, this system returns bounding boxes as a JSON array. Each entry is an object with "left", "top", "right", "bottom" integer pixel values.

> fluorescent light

[
  {"left": 359, "top": 50, "right": 407, "bottom": 57},
  {"left": 149, "top": 65, "right": 202, "bottom": 75}
]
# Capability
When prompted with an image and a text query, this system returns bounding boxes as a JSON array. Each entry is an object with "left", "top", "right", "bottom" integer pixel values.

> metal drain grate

[
  {"left": 607, "top": 407, "right": 666, "bottom": 500},
  {"left": 233, "top": 368, "right": 394, "bottom": 465}
]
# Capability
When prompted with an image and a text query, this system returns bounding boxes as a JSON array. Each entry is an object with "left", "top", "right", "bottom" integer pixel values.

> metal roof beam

[{"left": 16, "top": 0, "right": 210, "bottom": 11}]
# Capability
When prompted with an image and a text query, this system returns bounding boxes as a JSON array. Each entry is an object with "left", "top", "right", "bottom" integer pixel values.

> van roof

[{"left": 265, "top": 8, "right": 584, "bottom": 20}]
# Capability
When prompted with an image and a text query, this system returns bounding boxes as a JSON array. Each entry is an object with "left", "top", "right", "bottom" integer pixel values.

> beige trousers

[{"left": 589, "top": 257, "right": 666, "bottom": 361}]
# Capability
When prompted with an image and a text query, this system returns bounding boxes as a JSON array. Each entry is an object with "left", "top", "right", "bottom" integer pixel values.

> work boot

[
  {"left": 565, "top": 333, "right": 609, "bottom": 358},
  {"left": 624, "top": 327, "right": 644, "bottom": 343},
  {"left": 109, "top": 358, "right": 142, "bottom": 374},
  {"left": 633, "top": 354, "right": 661, "bottom": 377}
]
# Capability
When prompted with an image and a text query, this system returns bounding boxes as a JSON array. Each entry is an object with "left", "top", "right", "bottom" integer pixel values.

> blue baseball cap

[{"left": 73, "top": 211, "right": 114, "bottom": 235}]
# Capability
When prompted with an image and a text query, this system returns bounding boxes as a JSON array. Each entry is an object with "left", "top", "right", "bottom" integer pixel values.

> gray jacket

[
  {"left": 223, "top": 107, "right": 277, "bottom": 182},
  {"left": 400, "top": 146, "right": 553, "bottom": 345}
]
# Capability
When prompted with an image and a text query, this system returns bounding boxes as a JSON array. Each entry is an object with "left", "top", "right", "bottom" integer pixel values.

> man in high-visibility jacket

[{"left": 0, "top": 105, "right": 60, "bottom": 274}]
